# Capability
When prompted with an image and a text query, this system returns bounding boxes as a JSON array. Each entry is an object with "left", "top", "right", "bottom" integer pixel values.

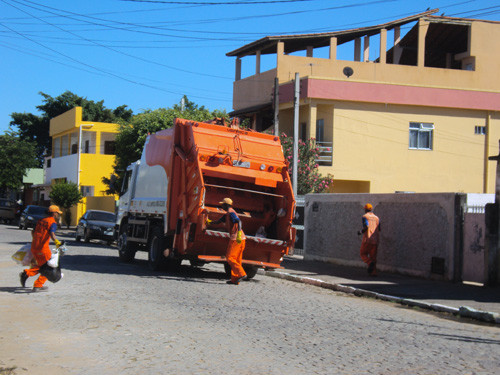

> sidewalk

[{"left": 262, "top": 256, "right": 500, "bottom": 325}]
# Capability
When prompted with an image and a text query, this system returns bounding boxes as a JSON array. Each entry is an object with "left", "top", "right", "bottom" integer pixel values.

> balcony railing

[{"left": 315, "top": 142, "right": 333, "bottom": 166}]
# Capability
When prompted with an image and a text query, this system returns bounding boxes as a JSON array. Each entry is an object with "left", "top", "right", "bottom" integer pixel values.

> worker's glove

[
  {"left": 205, "top": 218, "right": 212, "bottom": 226},
  {"left": 236, "top": 231, "right": 243, "bottom": 244},
  {"left": 54, "top": 239, "right": 62, "bottom": 248}
]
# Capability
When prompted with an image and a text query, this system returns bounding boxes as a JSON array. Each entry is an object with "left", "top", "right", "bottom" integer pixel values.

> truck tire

[
  {"left": 224, "top": 263, "right": 258, "bottom": 279},
  {"left": 224, "top": 263, "right": 232, "bottom": 278},
  {"left": 117, "top": 230, "right": 136, "bottom": 263},
  {"left": 148, "top": 226, "right": 167, "bottom": 271},
  {"left": 189, "top": 259, "right": 205, "bottom": 268},
  {"left": 243, "top": 265, "right": 258, "bottom": 279}
]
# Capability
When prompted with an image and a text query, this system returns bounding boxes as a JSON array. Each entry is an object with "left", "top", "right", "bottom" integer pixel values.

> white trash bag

[{"left": 11, "top": 243, "right": 34, "bottom": 266}]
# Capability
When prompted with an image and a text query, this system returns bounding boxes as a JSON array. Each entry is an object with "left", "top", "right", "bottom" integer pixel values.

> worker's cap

[
  {"left": 364, "top": 203, "right": 373, "bottom": 211},
  {"left": 48, "top": 205, "right": 62, "bottom": 214},
  {"left": 219, "top": 197, "right": 233, "bottom": 206}
]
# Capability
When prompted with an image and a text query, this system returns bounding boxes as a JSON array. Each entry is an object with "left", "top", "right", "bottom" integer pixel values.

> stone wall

[{"left": 304, "top": 193, "right": 466, "bottom": 281}]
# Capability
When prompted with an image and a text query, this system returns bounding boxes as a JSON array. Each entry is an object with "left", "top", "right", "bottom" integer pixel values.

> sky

[{"left": 1, "top": 0, "right": 499, "bottom": 134}]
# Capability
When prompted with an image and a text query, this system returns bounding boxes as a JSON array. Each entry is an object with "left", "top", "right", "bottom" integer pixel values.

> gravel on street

[{"left": 1, "top": 224, "right": 499, "bottom": 375}]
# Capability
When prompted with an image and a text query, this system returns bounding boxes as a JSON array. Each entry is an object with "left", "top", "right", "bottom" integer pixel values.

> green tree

[
  {"left": 103, "top": 96, "right": 227, "bottom": 194},
  {"left": 49, "top": 181, "right": 83, "bottom": 228},
  {"left": 10, "top": 91, "right": 133, "bottom": 166},
  {"left": 280, "top": 134, "right": 334, "bottom": 195},
  {"left": 0, "top": 131, "right": 37, "bottom": 196}
]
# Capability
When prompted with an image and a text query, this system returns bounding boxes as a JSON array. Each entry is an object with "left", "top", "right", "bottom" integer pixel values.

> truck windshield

[{"left": 120, "top": 170, "right": 132, "bottom": 196}]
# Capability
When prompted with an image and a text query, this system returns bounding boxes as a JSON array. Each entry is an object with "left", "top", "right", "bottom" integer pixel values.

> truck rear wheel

[
  {"left": 224, "top": 263, "right": 258, "bottom": 279},
  {"left": 148, "top": 227, "right": 167, "bottom": 271},
  {"left": 118, "top": 230, "right": 136, "bottom": 263},
  {"left": 243, "top": 265, "right": 258, "bottom": 279}
]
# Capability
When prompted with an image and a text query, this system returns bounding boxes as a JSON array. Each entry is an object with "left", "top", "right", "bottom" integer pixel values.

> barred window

[{"left": 409, "top": 122, "right": 434, "bottom": 150}]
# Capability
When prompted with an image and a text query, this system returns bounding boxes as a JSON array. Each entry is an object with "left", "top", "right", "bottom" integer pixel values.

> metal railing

[{"left": 315, "top": 141, "right": 333, "bottom": 165}]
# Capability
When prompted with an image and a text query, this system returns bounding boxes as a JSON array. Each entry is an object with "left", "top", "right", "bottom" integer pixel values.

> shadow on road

[
  {"left": 281, "top": 257, "right": 500, "bottom": 305},
  {"left": 58, "top": 253, "right": 241, "bottom": 285}
]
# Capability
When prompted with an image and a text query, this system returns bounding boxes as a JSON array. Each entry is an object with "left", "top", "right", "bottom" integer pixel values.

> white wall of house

[{"left": 50, "top": 154, "right": 78, "bottom": 183}]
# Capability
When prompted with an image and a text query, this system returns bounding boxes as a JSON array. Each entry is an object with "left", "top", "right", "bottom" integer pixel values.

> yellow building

[
  {"left": 227, "top": 10, "right": 500, "bottom": 194},
  {"left": 46, "top": 107, "right": 117, "bottom": 224}
]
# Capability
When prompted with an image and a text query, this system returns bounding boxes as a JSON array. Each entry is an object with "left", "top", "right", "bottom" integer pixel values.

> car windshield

[
  {"left": 88, "top": 212, "right": 115, "bottom": 222},
  {"left": 28, "top": 206, "right": 47, "bottom": 215}
]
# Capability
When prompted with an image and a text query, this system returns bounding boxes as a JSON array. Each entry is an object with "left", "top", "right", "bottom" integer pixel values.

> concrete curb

[{"left": 261, "top": 269, "right": 500, "bottom": 325}]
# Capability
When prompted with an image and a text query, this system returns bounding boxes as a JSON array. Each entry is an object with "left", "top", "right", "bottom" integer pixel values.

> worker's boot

[
  {"left": 367, "top": 262, "right": 375, "bottom": 275},
  {"left": 19, "top": 271, "right": 28, "bottom": 288}
]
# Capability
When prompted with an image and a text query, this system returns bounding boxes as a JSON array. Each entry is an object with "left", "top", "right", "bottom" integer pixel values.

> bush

[
  {"left": 280, "top": 133, "right": 334, "bottom": 195},
  {"left": 49, "top": 181, "right": 83, "bottom": 228}
]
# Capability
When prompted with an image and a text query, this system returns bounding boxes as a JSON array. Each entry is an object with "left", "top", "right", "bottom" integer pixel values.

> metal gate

[{"left": 462, "top": 205, "right": 486, "bottom": 284}]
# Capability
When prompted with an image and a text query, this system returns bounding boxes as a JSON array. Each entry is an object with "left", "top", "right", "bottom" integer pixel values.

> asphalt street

[{"left": 1, "top": 224, "right": 499, "bottom": 375}]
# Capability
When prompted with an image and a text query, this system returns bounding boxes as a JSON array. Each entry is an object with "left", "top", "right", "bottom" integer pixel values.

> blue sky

[{"left": 1, "top": 0, "right": 499, "bottom": 134}]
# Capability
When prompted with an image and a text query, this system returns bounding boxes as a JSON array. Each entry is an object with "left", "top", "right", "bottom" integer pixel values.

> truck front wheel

[
  {"left": 148, "top": 227, "right": 167, "bottom": 271},
  {"left": 118, "top": 230, "right": 136, "bottom": 263}
]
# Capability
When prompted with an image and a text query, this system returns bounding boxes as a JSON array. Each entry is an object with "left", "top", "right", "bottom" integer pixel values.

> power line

[
  {"left": 3, "top": 0, "right": 234, "bottom": 80},
  {"left": 120, "top": 0, "right": 318, "bottom": 4},
  {"left": 0, "top": 19, "right": 231, "bottom": 101}
]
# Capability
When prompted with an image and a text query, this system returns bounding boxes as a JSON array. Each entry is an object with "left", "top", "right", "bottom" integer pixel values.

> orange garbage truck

[{"left": 116, "top": 118, "right": 296, "bottom": 278}]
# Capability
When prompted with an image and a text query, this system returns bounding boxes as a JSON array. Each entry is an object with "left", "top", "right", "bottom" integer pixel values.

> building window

[
  {"left": 46, "top": 159, "right": 51, "bottom": 168},
  {"left": 104, "top": 141, "right": 116, "bottom": 155},
  {"left": 70, "top": 132, "right": 78, "bottom": 154},
  {"left": 53, "top": 137, "right": 61, "bottom": 158},
  {"left": 475, "top": 126, "right": 486, "bottom": 135},
  {"left": 300, "top": 123, "right": 307, "bottom": 141},
  {"left": 316, "top": 119, "right": 324, "bottom": 143},
  {"left": 80, "top": 186, "right": 94, "bottom": 197},
  {"left": 61, "top": 135, "right": 69, "bottom": 156},
  {"left": 409, "top": 122, "right": 434, "bottom": 150}
]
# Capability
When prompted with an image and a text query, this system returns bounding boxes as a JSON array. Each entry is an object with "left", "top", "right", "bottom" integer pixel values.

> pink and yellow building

[{"left": 227, "top": 10, "right": 500, "bottom": 193}]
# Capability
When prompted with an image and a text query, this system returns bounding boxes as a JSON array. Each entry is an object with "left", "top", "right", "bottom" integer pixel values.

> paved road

[{"left": 1, "top": 224, "right": 499, "bottom": 375}]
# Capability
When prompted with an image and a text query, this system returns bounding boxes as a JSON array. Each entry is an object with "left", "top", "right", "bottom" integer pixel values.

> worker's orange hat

[
  {"left": 364, "top": 203, "right": 373, "bottom": 211},
  {"left": 48, "top": 205, "right": 62, "bottom": 214}
]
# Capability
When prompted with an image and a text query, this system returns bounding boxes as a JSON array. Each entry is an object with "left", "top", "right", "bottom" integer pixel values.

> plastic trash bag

[
  {"left": 40, "top": 242, "right": 67, "bottom": 283},
  {"left": 11, "top": 243, "right": 34, "bottom": 266},
  {"left": 47, "top": 252, "right": 60, "bottom": 268}
]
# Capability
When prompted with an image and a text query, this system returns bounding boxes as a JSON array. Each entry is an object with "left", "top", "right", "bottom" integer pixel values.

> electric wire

[
  {"left": 0, "top": 20, "right": 231, "bottom": 101},
  {"left": 2, "top": 0, "right": 235, "bottom": 80}
]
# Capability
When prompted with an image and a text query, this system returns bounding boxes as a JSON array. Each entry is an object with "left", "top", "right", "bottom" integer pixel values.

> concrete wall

[{"left": 304, "top": 193, "right": 465, "bottom": 281}]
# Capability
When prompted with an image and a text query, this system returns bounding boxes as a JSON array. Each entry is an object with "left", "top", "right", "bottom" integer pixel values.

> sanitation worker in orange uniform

[
  {"left": 358, "top": 203, "right": 381, "bottom": 276},
  {"left": 208, "top": 198, "right": 247, "bottom": 285},
  {"left": 19, "top": 205, "right": 62, "bottom": 291}
]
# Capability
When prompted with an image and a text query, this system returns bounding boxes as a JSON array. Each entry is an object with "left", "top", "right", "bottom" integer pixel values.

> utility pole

[
  {"left": 486, "top": 140, "right": 500, "bottom": 286},
  {"left": 273, "top": 77, "right": 279, "bottom": 136},
  {"left": 293, "top": 73, "right": 300, "bottom": 197}
]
